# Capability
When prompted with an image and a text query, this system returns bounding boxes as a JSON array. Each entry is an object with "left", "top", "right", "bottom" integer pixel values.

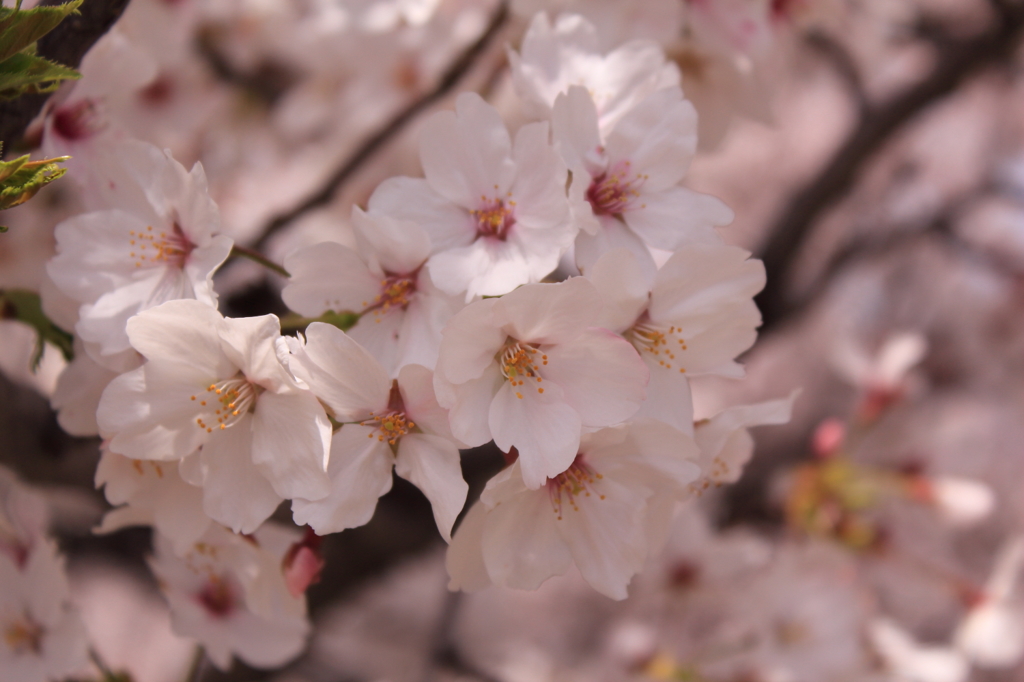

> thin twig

[
  {"left": 755, "top": 4, "right": 1024, "bottom": 332},
  {"left": 251, "top": 0, "right": 510, "bottom": 251},
  {"left": 229, "top": 243, "right": 290, "bottom": 277}
]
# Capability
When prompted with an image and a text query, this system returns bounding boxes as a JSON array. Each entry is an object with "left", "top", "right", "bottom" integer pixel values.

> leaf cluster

[
  {"left": 0, "top": 151, "right": 68, "bottom": 229},
  {"left": 0, "top": 0, "right": 82, "bottom": 99}
]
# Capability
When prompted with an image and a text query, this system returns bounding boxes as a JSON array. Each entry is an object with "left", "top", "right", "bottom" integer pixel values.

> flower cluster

[{"left": 31, "top": 5, "right": 790, "bottom": 674}]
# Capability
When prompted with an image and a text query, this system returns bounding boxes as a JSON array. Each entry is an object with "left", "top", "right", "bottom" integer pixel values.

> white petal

[
  {"left": 623, "top": 186, "right": 731, "bottom": 252},
  {"left": 633, "top": 360, "right": 694, "bottom": 435},
  {"left": 585, "top": 248, "right": 653, "bottom": 333},
  {"left": 444, "top": 369, "right": 503, "bottom": 447},
  {"left": 395, "top": 434, "right": 467, "bottom": 541},
  {"left": 124, "top": 299, "right": 233, "bottom": 377},
  {"left": 282, "top": 242, "right": 380, "bottom": 317},
  {"left": 551, "top": 86, "right": 603, "bottom": 176},
  {"left": 435, "top": 299, "right": 506, "bottom": 385},
  {"left": 604, "top": 88, "right": 696, "bottom": 191},
  {"left": 541, "top": 328, "right": 648, "bottom": 427},
  {"left": 217, "top": 314, "right": 295, "bottom": 392},
  {"left": 496, "top": 277, "right": 602, "bottom": 345},
  {"left": 489, "top": 380, "right": 581, "bottom": 489},
  {"left": 398, "top": 364, "right": 452, "bottom": 439},
  {"left": 368, "top": 176, "right": 474, "bottom": 253},
  {"left": 575, "top": 215, "right": 657, "bottom": 277},
  {"left": 480, "top": 485, "right": 572, "bottom": 590},
  {"left": 200, "top": 416, "right": 283, "bottom": 534},
  {"left": 352, "top": 206, "right": 430, "bottom": 275},
  {"left": 420, "top": 92, "right": 516, "bottom": 208},
  {"left": 290, "top": 322, "right": 390, "bottom": 419},
  {"left": 291, "top": 425, "right": 394, "bottom": 534},
  {"left": 251, "top": 391, "right": 332, "bottom": 501},
  {"left": 445, "top": 501, "right": 491, "bottom": 592}
]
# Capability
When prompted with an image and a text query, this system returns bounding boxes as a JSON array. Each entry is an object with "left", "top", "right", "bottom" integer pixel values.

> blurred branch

[
  {"left": 755, "top": 4, "right": 1024, "bottom": 332},
  {"left": 805, "top": 31, "right": 868, "bottom": 114},
  {"left": 0, "top": 0, "right": 132, "bottom": 153},
  {"left": 251, "top": 0, "right": 510, "bottom": 252}
]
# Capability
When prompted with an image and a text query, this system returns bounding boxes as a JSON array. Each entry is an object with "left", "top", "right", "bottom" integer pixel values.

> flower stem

[
  {"left": 229, "top": 244, "right": 290, "bottom": 278},
  {"left": 280, "top": 309, "right": 360, "bottom": 334}
]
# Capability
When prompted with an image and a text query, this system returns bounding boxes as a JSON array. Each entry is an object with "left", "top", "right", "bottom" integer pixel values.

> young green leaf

[
  {"left": 0, "top": 50, "right": 80, "bottom": 98},
  {"left": 0, "top": 288, "right": 74, "bottom": 370},
  {"left": 0, "top": 0, "right": 83, "bottom": 63},
  {"left": 0, "top": 153, "right": 69, "bottom": 228}
]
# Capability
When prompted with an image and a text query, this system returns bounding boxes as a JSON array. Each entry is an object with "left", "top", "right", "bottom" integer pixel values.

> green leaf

[
  {"left": 0, "top": 0, "right": 82, "bottom": 63},
  {"left": 0, "top": 50, "right": 79, "bottom": 98},
  {"left": 0, "top": 289, "right": 74, "bottom": 370},
  {"left": 0, "top": 153, "right": 68, "bottom": 221}
]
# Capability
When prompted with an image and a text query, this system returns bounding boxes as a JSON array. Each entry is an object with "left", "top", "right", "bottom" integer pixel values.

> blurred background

[{"left": 3, "top": 0, "right": 1024, "bottom": 680}]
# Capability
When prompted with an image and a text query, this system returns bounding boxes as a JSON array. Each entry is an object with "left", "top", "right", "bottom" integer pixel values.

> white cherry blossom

[
  {"left": 150, "top": 523, "right": 311, "bottom": 671},
  {"left": 367, "top": 92, "right": 574, "bottom": 300},
  {"left": 446, "top": 419, "right": 701, "bottom": 599},
  {"left": 869, "top": 618, "right": 968, "bottom": 682},
  {"left": 693, "top": 392, "right": 798, "bottom": 491},
  {"left": 552, "top": 85, "right": 733, "bottom": 272},
  {"left": 46, "top": 140, "right": 234, "bottom": 360},
  {"left": 0, "top": 541, "right": 89, "bottom": 682},
  {"left": 97, "top": 299, "right": 332, "bottom": 533},
  {"left": 586, "top": 247, "right": 765, "bottom": 433},
  {"left": 433, "top": 276, "right": 649, "bottom": 489},
  {"left": 955, "top": 535, "right": 1024, "bottom": 668},
  {"left": 509, "top": 12, "right": 679, "bottom": 134},
  {"left": 285, "top": 322, "right": 467, "bottom": 539},
  {"left": 94, "top": 447, "right": 212, "bottom": 556},
  {"left": 282, "top": 207, "right": 463, "bottom": 376}
]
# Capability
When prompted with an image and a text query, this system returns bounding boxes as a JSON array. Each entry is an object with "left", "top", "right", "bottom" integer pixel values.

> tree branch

[
  {"left": 0, "top": 0, "right": 132, "bottom": 153},
  {"left": 755, "top": 4, "right": 1024, "bottom": 332},
  {"left": 251, "top": 0, "right": 510, "bottom": 251}
]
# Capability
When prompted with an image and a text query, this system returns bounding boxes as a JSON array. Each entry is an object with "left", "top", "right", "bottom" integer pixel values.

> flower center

[
  {"left": 362, "top": 273, "right": 417, "bottom": 320},
  {"left": 197, "top": 573, "right": 236, "bottom": 619},
  {"left": 192, "top": 375, "right": 261, "bottom": 433},
  {"left": 586, "top": 161, "right": 648, "bottom": 215},
  {"left": 129, "top": 222, "right": 194, "bottom": 270},
  {"left": 4, "top": 614, "right": 43, "bottom": 654},
  {"left": 628, "top": 320, "right": 688, "bottom": 374},
  {"left": 498, "top": 341, "right": 548, "bottom": 399},
  {"left": 361, "top": 381, "right": 415, "bottom": 446},
  {"left": 546, "top": 455, "right": 605, "bottom": 520},
  {"left": 52, "top": 98, "right": 104, "bottom": 141},
  {"left": 471, "top": 197, "right": 516, "bottom": 241}
]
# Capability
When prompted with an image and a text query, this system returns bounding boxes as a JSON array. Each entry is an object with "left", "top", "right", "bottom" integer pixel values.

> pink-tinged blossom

[
  {"left": 955, "top": 536, "right": 1024, "bottom": 668},
  {"left": 367, "top": 92, "right": 574, "bottom": 300},
  {"left": 0, "top": 466, "right": 49, "bottom": 571},
  {"left": 509, "top": 12, "right": 680, "bottom": 134},
  {"left": 869, "top": 618, "right": 968, "bottom": 682},
  {"left": 46, "top": 141, "right": 234, "bottom": 360},
  {"left": 434, "top": 277, "right": 649, "bottom": 489},
  {"left": 94, "top": 447, "right": 212, "bottom": 556},
  {"left": 51, "top": 339, "right": 142, "bottom": 437},
  {"left": 446, "top": 420, "right": 701, "bottom": 600},
  {"left": 97, "top": 300, "right": 332, "bottom": 534},
  {"left": 693, "top": 391, "right": 797, "bottom": 491},
  {"left": 282, "top": 207, "right": 463, "bottom": 376},
  {"left": 586, "top": 247, "right": 765, "bottom": 433},
  {"left": 149, "top": 523, "right": 311, "bottom": 671},
  {"left": 552, "top": 85, "right": 733, "bottom": 272},
  {"left": 285, "top": 323, "right": 467, "bottom": 540},
  {"left": 0, "top": 541, "right": 89, "bottom": 682}
]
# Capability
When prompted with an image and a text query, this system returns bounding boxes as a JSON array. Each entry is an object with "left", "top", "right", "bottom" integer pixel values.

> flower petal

[
  {"left": 282, "top": 242, "right": 380, "bottom": 317},
  {"left": 395, "top": 434, "right": 467, "bottom": 542},
  {"left": 481, "top": 484, "right": 572, "bottom": 590},
  {"left": 251, "top": 391, "right": 332, "bottom": 501}
]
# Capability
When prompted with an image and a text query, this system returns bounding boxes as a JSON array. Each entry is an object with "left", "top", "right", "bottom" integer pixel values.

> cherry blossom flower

[
  {"left": 0, "top": 467, "right": 49, "bottom": 570},
  {"left": 551, "top": 85, "right": 733, "bottom": 272},
  {"left": 433, "top": 276, "right": 649, "bottom": 489},
  {"left": 97, "top": 299, "right": 332, "bottom": 533},
  {"left": 367, "top": 92, "right": 574, "bottom": 300},
  {"left": 150, "top": 523, "right": 311, "bottom": 671},
  {"left": 586, "top": 247, "right": 765, "bottom": 433},
  {"left": 282, "top": 207, "right": 463, "bottom": 376},
  {"left": 51, "top": 340, "right": 141, "bottom": 437},
  {"left": 446, "top": 420, "right": 701, "bottom": 599},
  {"left": 509, "top": 12, "right": 680, "bottom": 134},
  {"left": 0, "top": 541, "right": 89, "bottom": 682},
  {"left": 955, "top": 535, "right": 1024, "bottom": 668},
  {"left": 830, "top": 331, "right": 927, "bottom": 422},
  {"left": 870, "top": 618, "right": 968, "bottom": 682},
  {"left": 693, "top": 391, "right": 798, "bottom": 491},
  {"left": 94, "top": 447, "right": 212, "bottom": 556},
  {"left": 46, "top": 141, "right": 234, "bottom": 360},
  {"left": 285, "top": 322, "right": 467, "bottom": 540}
]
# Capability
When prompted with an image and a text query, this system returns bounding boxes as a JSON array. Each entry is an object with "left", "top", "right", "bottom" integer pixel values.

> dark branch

[
  {"left": 804, "top": 31, "right": 868, "bottom": 114},
  {"left": 251, "top": 0, "right": 510, "bottom": 252},
  {"left": 0, "top": 0, "right": 132, "bottom": 153},
  {"left": 755, "top": 4, "right": 1024, "bottom": 332}
]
